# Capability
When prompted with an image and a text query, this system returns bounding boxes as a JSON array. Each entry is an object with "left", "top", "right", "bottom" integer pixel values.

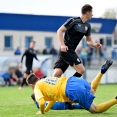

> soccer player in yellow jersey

[{"left": 27, "top": 60, "right": 117, "bottom": 114}]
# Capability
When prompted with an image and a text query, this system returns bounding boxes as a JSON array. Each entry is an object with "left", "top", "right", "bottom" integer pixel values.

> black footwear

[
  {"left": 115, "top": 96, "right": 117, "bottom": 99},
  {"left": 31, "top": 93, "right": 36, "bottom": 102},
  {"left": 101, "top": 60, "right": 113, "bottom": 74}
]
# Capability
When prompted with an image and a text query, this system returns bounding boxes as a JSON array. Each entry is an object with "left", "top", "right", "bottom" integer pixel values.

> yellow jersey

[{"left": 34, "top": 77, "right": 69, "bottom": 102}]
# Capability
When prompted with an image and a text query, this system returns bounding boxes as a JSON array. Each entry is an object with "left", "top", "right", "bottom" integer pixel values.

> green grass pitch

[{"left": 0, "top": 84, "right": 117, "bottom": 117}]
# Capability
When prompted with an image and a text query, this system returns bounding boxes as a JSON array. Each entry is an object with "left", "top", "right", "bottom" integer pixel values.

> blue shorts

[{"left": 65, "top": 76, "right": 95, "bottom": 110}]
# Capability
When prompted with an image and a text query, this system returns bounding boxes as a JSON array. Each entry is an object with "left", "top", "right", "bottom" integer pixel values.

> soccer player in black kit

[
  {"left": 19, "top": 40, "right": 39, "bottom": 90},
  {"left": 53, "top": 4, "right": 102, "bottom": 78}
]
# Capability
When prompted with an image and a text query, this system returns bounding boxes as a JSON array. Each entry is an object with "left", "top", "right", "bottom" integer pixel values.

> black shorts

[
  {"left": 25, "top": 69, "right": 33, "bottom": 75},
  {"left": 25, "top": 64, "right": 33, "bottom": 75},
  {"left": 54, "top": 50, "right": 82, "bottom": 73},
  {"left": 15, "top": 70, "right": 23, "bottom": 78}
]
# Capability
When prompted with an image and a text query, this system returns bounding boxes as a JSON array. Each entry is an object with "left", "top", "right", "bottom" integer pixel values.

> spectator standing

[
  {"left": 14, "top": 47, "right": 21, "bottom": 55},
  {"left": 42, "top": 46, "right": 49, "bottom": 55}
]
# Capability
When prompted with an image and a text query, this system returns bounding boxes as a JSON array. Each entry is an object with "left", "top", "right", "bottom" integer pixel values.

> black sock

[
  {"left": 73, "top": 72, "right": 82, "bottom": 77},
  {"left": 21, "top": 78, "right": 27, "bottom": 87}
]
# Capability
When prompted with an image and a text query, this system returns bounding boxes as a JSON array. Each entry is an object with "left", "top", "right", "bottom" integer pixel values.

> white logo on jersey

[
  {"left": 85, "top": 26, "right": 88, "bottom": 31},
  {"left": 44, "top": 77, "right": 58, "bottom": 85},
  {"left": 77, "top": 58, "right": 80, "bottom": 62}
]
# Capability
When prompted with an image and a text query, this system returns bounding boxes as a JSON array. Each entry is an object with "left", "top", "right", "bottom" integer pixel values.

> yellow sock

[
  {"left": 96, "top": 98, "right": 117, "bottom": 113},
  {"left": 91, "top": 72, "right": 103, "bottom": 91}
]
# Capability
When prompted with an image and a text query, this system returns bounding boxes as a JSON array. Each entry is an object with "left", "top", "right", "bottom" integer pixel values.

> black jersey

[
  {"left": 63, "top": 17, "right": 91, "bottom": 50},
  {"left": 21, "top": 48, "right": 38, "bottom": 68}
]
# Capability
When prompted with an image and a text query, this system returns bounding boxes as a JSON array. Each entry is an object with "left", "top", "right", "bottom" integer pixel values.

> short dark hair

[
  {"left": 81, "top": 4, "right": 93, "bottom": 14},
  {"left": 31, "top": 40, "right": 36, "bottom": 43},
  {"left": 26, "top": 73, "right": 38, "bottom": 85}
]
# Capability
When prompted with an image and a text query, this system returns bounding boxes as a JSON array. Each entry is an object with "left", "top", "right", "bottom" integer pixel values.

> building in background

[{"left": 0, "top": 13, "right": 117, "bottom": 57}]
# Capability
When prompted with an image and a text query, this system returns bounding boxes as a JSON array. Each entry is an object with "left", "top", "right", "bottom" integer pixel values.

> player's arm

[
  {"left": 85, "top": 24, "right": 102, "bottom": 49},
  {"left": 34, "top": 88, "right": 45, "bottom": 114},
  {"left": 19, "top": 50, "right": 27, "bottom": 67},
  {"left": 58, "top": 18, "right": 76, "bottom": 52},
  {"left": 57, "top": 18, "right": 75, "bottom": 52},
  {"left": 57, "top": 25, "right": 68, "bottom": 52},
  {"left": 86, "top": 35, "right": 102, "bottom": 49},
  {"left": 34, "top": 54, "right": 39, "bottom": 61},
  {"left": 44, "top": 101, "right": 55, "bottom": 112},
  {"left": 38, "top": 97, "right": 45, "bottom": 114},
  {"left": 21, "top": 50, "right": 27, "bottom": 62},
  {"left": 57, "top": 25, "right": 67, "bottom": 46}
]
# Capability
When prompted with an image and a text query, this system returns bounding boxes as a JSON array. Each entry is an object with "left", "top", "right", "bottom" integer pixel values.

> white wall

[
  {"left": 0, "top": 30, "right": 59, "bottom": 55},
  {"left": 0, "top": 30, "right": 114, "bottom": 56}
]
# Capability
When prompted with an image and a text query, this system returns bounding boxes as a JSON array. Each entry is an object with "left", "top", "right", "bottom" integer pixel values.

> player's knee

[
  {"left": 89, "top": 107, "right": 97, "bottom": 114},
  {"left": 76, "top": 67, "right": 85, "bottom": 75},
  {"left": 53, "top": 73, "right": 61, "bottom": 78},
  {"left": 74, "top": 64, "right": 85, "bottom": 74},
  {"left": 81, "top": 67, "right": 85, "bottom": 74},
  {"left": 89, "top": 103, "right": 97, "bottom": 114},
  {"left": 90, "top": 88, "right": 96, "bottom": 95},
  {"left": 53, "top": 69, "right": 63, "bottom": 78}
]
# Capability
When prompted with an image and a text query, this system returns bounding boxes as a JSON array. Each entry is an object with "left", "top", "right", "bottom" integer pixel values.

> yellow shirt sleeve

[
  {"left": 34, "top": 88, "right": 44, "bottom": 102},
  {"left": 39, "top": 98, "right": 45, "bottom": 114},
  {"left": 34, "top": 88, "right": 45, "bottom": 114},
  {"left": 44, "top": 101, "right": 55, "bottom": 112}
]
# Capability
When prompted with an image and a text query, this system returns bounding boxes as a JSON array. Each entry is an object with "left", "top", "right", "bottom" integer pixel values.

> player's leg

[
  {"left": 58, "top": 50, "right": 84, "bottom": 77},
  {"left": 66, "top": 74, "right": 117, "bottom": 113},
  {"left": 69, "top": 53, "right": 85, "bottom": 77},
  {"left": 77, "top": 88, "right": 117, "bottom": 113},
  {"left": 91, "top": 60, "right": 113, "bottom": 94},
  {"left": 19, "top": 72, "right": 28, "bottom": 90},
  {"left": 21, "top": 67, "right": 33, "bottom": 87},
  {"left": 52, "top": 68, "right": 63, "bottom": 78},
  {"left": 18, "top": 77, "right": 23, "bottom": 90},
  {"left": 73, "top": 63, "right": 85, "bottom": 77},
  {"left": 69, "top": 79, "right": 117, "bottom": 114},
  {"left": 89, "top": 97, "right": 117, "bottom": 113},
  {"left": 66, "top": 51, "right": 85, "bottom": 77},
  {"left": 53, "top": 56, "right": 69, "bottom": 77},
  {"left": 71, "top": 54, "right": 85, "bottom": 77},
  {"left": 19, "top": 77, "right": 23, "bottom": 85},
  {"left": 24, "top": 73, "right": 28, "bottom": 79},
  {"left": 16, "top": 70, "right": 23, "bottom": 90},
  {"left": 65, "top": 76, "right": 95, "bottom": 110}
]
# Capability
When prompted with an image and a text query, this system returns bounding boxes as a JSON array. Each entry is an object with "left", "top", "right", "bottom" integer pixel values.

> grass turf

[{"left": 0, "top": 84, "right": 117, "bottom": 117}]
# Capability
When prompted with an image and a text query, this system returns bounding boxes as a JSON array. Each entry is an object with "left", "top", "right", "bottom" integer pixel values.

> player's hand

[
  {"left": 19, "top": 63, "right": 22, "bottom": 68},
  {"left": 96, "top": 43, "right": 102, "bottom": 49},
  {"left": 60, "top": 44, "right": 68, "bottom": 52},
  {"left": 36, "top": 111, "right": 43, "bottom": 114},
  {"left": 67, "top": 99, "right": 73, "bottom": 104}
]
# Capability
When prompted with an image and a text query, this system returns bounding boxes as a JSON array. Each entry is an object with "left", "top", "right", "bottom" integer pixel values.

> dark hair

[
  {"left": 31, "top": 40, "right": 36, "bottom": 43},
  {"left": 81, "top": 4, "right": 93, "bottom": 14},
  {"left": 26, "top": 73, "right": 38, "bottom": 84}
]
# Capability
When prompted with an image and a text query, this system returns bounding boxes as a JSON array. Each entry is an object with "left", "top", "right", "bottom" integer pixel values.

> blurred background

[{"left": 0, "top": 0, "right": 117, "bottom": 86}]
